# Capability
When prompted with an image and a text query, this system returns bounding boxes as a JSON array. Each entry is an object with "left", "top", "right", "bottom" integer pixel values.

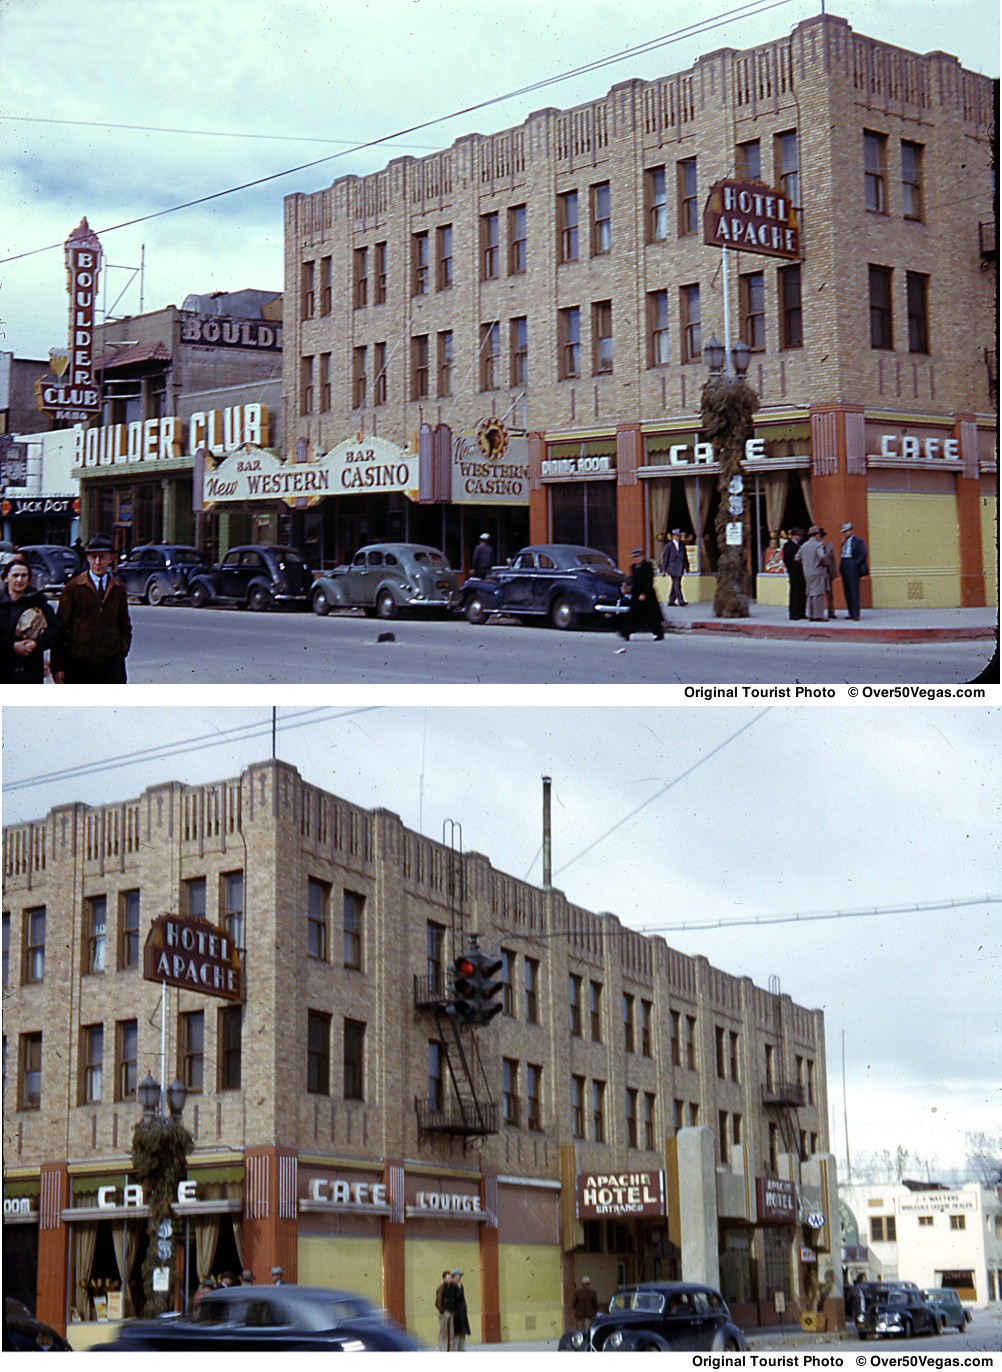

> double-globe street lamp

[
  {"left": 700, "top": 334, "right": 759, "bottom": 618},
  {"left": 132, "top": 1072, "right": 192, "bottom": 1317}
]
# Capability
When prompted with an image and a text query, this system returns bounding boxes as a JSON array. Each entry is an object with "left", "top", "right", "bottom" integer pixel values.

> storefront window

[{"left": 550, "top": 481, "right": 618, "bottom": 560}]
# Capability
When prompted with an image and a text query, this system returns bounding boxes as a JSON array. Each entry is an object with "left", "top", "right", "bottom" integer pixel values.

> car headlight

[
  {"left": 604, "top": 1331, "right": 624, "bottom": 1350},
  {"left": 567, "top": 1331, "right": 585, "bottom": 1349}
]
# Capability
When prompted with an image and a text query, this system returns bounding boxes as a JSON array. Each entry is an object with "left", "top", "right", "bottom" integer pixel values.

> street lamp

[
  {"left": 131, "top": 1071, "right": 193, "bottom": 1319},
  {"left": 700, "top": 336, "right": 759, "bottom": 617}
]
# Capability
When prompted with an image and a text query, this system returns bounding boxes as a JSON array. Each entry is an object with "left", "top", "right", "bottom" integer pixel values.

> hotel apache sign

[
  {"left": 35, "top": 218, "right": 105, "bottom": 421},
  {"left": 143, "top": 913, "right": 242, "bottom": 1001},
  {"left": 577, "top": 1171, "right": 666, "bottom": 1219},
  {"left": 704, "top": 180, "right": 800, "bottom": 260}
]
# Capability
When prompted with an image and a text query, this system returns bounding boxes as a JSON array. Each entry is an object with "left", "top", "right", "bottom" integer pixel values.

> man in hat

[
  {"left": 572, "top": 1276, "right": 599, "bottom": 1331},
  {"left": 795, "top": 527, "right": 829, "bottom": 623},
  {"left": 839, "top": 521, "right": 869, "bottom": 620},
  {"left": 781, "top": 528, "right": 807, "bottom": 620},
  {"left": 51, "top": 533, "right": 132, "bottom": 683},
  {"left": 659, "top": 529, "right": 690, "bottom": 607},
  {"left": 450, "top": 1270, "right": 470, "bottom": 1351},
  {"left": 471, "top": 532, "right": 494, "bottom": 578},
  {"left": 617, "top": 548, "right": 664, "bottom": 642}
]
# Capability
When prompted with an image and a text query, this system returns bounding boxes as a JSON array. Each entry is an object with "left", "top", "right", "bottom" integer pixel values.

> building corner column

[
  {"left": 37, "top": 1161, "right": 69, "bottom": 1336},
  {"left": 615, "top": 422, "right": 644, "bottom": 567},
  {"left": 479, "top": 1170, "right": 501, "bottom": 1343},
  {"left": 242, "top": 1145, "right": 298, "bottom": 1286},
  {"left": 382, "top": 1159, "right": 406, "bottom": 1330}
]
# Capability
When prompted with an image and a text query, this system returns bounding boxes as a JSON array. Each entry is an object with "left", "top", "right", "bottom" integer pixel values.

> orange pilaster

[
  {"left": 616, "top": 423, "right": 646, "bottom": 567},
  {"left": 954, "top": 414, "right": 986, "bottom": 606},
  {"left": 808, "top": 404, "right": 872, "bottom": 612},
  {"left": 37, "top": 1162, "right": 69, "bottom": 1336},
  {"left": 479, "top": 1172, "right": 501, "bottom": 1344},
  {"left": 242, "top": 1146, "right": 298, "bottom": 1285},
  {"left": 528, "top": 432, "right": 548, "bottom": 544},
  {"left": 382, "top": 1160, "right": 407, "bottom": 1330}
]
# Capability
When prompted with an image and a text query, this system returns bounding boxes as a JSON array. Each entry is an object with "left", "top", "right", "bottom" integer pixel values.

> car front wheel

[
  {"left": 550, "top": 596, "right": 577, "bottom": 630},
  {"left": 312, "top": 587, "right": 330, "bottom": 616},
  {"left": 190, "top": 583, "right": 210, "bottom": 609},
  {"left": 464, "top": 595, "right": 488, "bottom": 625},
  {"left": 147, "top": 579, "right": 167, "bottom": 606},
  {"left": 376, "top": 590, "right": 398, "bottom": 620},
  {"left": 248, "top": 585, "right": 271, "bottom": 613}
]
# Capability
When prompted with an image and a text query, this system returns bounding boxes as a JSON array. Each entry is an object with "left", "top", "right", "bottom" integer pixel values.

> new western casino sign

[
  {"left": 703, "top": 180, "right": 800, "bottom": 259},
  {"left": 143, "top": 914, "right": 242, "bottom": 1000}
]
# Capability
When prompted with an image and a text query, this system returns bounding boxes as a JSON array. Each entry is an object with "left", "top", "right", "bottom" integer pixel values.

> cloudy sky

[
  {"left": 2, "top": 702, "right": 998, "bottom": 1177},
  {"left": 1, "top": 0, "right": 998, "bottom": 361}
]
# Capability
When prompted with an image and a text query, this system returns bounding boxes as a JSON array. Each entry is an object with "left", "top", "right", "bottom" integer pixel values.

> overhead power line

[
  {"left": 634, "top": 894, "right": 1001, "bottom": 934},
  {"left": 0, "top": 0, "right": 795, "bottom": 265}
]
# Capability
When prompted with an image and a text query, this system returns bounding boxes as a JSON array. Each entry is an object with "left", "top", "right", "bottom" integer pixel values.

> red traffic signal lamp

[{"left": 449, "top": 954, "right": 479, "bottom": 1022}]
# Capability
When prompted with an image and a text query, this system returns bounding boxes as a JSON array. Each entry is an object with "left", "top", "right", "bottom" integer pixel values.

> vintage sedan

[
  {"left": 922, "top": 1288, "right": 971, "bottom": 1333},
  {"left": 188, "top": 545, "right": 312, "bottom": 611},
  {"left": 116, "top": 544, "right": 207, "bottom": 604},
  {"left": 857, "top": 1286, "right": 940, "bottom": 1339},
  {"left": 4, "top": 1296, "right": 72, "bottom": 1351},
  {"left": 107, "top": 1285, "right": 421, "bottom": 1351},
  {"left": 558, "top": 1282, "right": 747, "bottom": 1352},
  {"left": 311, "top": 542, "right": 457, "bottom": 620},
  {"left": 13, "top": 544, "right": 82, "bottom": 596},
  {"left": 456, "top": 543, "right": 627, "bottom": 630}
]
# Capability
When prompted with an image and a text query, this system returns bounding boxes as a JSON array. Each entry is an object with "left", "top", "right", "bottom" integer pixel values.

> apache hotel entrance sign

[{"left": 143, "top": 914, "right": 242, "bottom": 1000}]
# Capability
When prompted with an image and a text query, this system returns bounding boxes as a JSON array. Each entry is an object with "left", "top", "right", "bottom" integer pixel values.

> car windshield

[
  {"left": 171, "top": 548, "right": 203, "bottom": 564},
  {"left": 609, "top": 1291, "right": 664, "bottom": 1313},
  {"left": 575, "top": 552, "right": 617, "bottom": 569},
  {"left": 413, "top": 551, "right": 448, "bottom": 567}
]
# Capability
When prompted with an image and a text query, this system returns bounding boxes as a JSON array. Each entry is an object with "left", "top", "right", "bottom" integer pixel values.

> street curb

[{"left": 685, "top": 621, "right": 997, "bottom": 643}]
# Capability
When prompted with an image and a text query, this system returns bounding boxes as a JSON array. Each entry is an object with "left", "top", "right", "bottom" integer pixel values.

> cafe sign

[
  {"left": 143, "top": 914, "right": 242, "bottom": 1001},
  {"left": 577, "top": 1171, "right": 666, "bottom": 1219},
  {"left": 704, "top": 180, "right": 800, "bottom": 260}
]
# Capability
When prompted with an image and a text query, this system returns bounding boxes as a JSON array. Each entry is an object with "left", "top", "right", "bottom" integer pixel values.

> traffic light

[
  {"left": 472, "top": 954, "right": 504, "bottom": 1025},
  {"left": 449, "top": 954, "right": 479, "bottom": 1023}
]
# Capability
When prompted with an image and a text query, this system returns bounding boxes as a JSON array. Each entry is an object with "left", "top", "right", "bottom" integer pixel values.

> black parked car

[
  {"left": 4, "top": 1296, "right": 72, "bottom": 1351},
  {"left": 856, "top": 1286, "right": 939, "bottom": 1339},
  {"left": 116, "top": 544, "right": 207, "bottom": 604},
  {"left": 558, "top": 1282, "right": 747, "bottom": 1352},
  {"left": 188, "top": 545, "right": 312, "bottom": 611},
  {"left": 107, "top": 1285, "right": 421, "bottom": 1351},
  {"left": 455, "top": 543, "right": 628, "bottom": 630},
  {"left": 12, "top": 544, "right": 82, "bottom": 595}
]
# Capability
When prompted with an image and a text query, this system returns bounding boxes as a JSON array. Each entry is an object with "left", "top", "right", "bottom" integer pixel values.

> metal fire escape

[
  {"left": 412, "top": 822, "right": 498, "bottom": 1147},
  {"left": 761, "top": 974, "right": 805, "bottom": 1159}
]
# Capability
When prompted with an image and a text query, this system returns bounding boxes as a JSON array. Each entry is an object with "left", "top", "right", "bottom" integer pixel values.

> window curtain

[
  {"left": 647, "top": 480, "right": 671, "bottom": 562},
  {"left": 799, "top": 470, "right": 813, "bottom": 522},
  {"left": 683, "top": 476, "right": 711, "bottom": 573},
  {"left": 763, "top": 473, "right": 787, "bottom": 545},
  {"left": 111, "top": 1220, "right": 141, "bottom": 1317},
  {"left": 72, "top": 1222, "right": 98, "bottom": 1319},
  {"left": 195, "top": 1214, "right": 221, "bottom": 1284}
]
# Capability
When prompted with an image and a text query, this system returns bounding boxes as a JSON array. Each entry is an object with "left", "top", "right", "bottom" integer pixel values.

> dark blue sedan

[{"left": 455, "top": 543, "right": 628, "bottom": 630}]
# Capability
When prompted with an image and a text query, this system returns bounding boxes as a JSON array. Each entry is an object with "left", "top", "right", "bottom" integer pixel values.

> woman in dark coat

[
  {"left": 617, "top": 548, "right": 665, "bottom": 641},
  {"left": 0, "top": 557, "right": 63, "bottom": 684}
]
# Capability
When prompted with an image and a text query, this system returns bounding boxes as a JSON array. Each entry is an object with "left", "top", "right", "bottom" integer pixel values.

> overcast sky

[
  {"left": 2, "top": 702, "right": 998, "bottom": 1178},
  {"left": 1, "top": 0, "right": 998, "bottom": 363}
]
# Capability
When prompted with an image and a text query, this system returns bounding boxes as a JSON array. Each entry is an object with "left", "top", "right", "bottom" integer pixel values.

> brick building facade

[
  {"left": 4, "top": 760, "right": 840, "bottom": 1345},
  {"left": 281, "top": 11, "right": 995, "bottom": 607}
]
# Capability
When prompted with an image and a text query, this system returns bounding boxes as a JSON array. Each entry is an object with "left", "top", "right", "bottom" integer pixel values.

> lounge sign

[
  {"left": 704, "top": 180, "right": 800, "bottom": 260},
  {"left": 143, "top": 914, "right": 242, "bottom": 1001},
  {"left": 577, "top": 1171, "right": 666, "bottom": 1219}
]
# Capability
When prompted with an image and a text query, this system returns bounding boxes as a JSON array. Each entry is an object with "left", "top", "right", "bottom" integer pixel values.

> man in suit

[
  {"left": 51, "top": 532, "right": 132, "bottom": 683},
  {"left": 782, "top": 528, "right": 806, "bottom": 620},
  {"left": 839, "top": 521, "right": 869, "bottom": 620},
  {"left": 660, "top": 529, "right": 690, "bottom": 606}
]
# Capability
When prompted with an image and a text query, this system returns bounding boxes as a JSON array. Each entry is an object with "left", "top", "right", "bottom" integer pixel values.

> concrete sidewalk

[{"left": 657, "top": 600, "right": 997, "bottom": 643}]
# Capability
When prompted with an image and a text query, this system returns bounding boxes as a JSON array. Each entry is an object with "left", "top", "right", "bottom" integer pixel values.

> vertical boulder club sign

[
  {"left": 35, "top": 218, "right": 105, "bottom": 422},
  {"left": 143, "top": 914, "right": 242, "bottom": 1000},
  {"left": 703, "top": 181, "right": 800, "bottom": 260}
]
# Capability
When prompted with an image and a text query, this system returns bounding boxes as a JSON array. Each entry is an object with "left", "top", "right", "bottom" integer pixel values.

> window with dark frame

[
  {"left": 648, "top": 166, "right": 668, "bottom": 241},
  {"left": 20, "top": 1032, "right": 42, "bottom": 1110},
  {"left": 569, "top": 974, "right": 582, "bottom": 1035},
  {"left": 901, "top": 142, "right": 923, "bottom": 220},
  {"left": 86, "top": 896, "right": 107, "bottom": 974},
  {"left": 719, "top": 1110, "right": 729, "bottom": 1163},
  {"left": 481, "top": 212, "right": 499, "bottom": 280},
  {"left": 116, "top": 1019, "right": 137, "bottom": 1101},
  {"left": 344, "top": 1019, "right": 365, "bottom": 1100},
  {"left": 641, "top": 999, "right": 652, "bottom": 1056},
  {"left": 592, "top": 1079, "right": 606, "bottom": 1143},
  {"left": 739, "top": 139, "right": 761, "bottom": 180},
  {"left": 715, "top": 1026, "right": 726, "bottom": 1078},
  {"left": 118, "top": 890, "right": 140, "bottom": 968},
  {"left": 678, "top": 158, "right": 698, "bottom": 235},
  {"left": 525, "top": 957, "right": 539, "bottom": 1023},
  {"left": 24, "top": 907, "right": 45, "bottom": 983},
  {"left": 740, "top": 271, "right": 765, "bottom": 350},
  {"left": 623, "top": 993, "right": 635, "bottom": 1053},
  {"left": 503, "top": 1058, "right": 520, "bottom": 1126},
  {"left": 320, "top": 353, "right": 331, "bottom": 412},
  {"left": 354, "top": 247, "right": 368, "bottom": 309},
  {"left": 681, "top": 285, "right": 701, "bottom": 362},
  {"left": 343, "top": 890, "right": 363, "bottom": 969},
  {"left": 437, "top": 331, "right": 453, "bottom": 397},
  {"left": 320, "top": 256, "right": 332, "bottom": 315},
  {"left": 2, "top": 913, "right": 9, "bottom": 987},
  {"left": 307, "top": 1009, "right": 331, "bottom": 1095},
  {"left": 627, "top": 1088, "right": 639, "bottom": 1147},
  {"left": 426, "top": 922, "right": 445, "bottom": 997},
  {"left": 428, "top": 1041, "right": 444, "bottom": 1112},
  {"left": 412, "top": 334, "right": 429, "bottom": 399},
  {"left": 906, "top": 271, "right": 929, "bottom": 353},
  {"left": 864, "top": 131, "right": 888, "bottom": 213},
  {"left": 591, "top": 182, "right": 611, "bottom": 254},
  {"left": 559, "top": 190, "right": 579, "bottom": 262},
  {"left": 300, "top": 356, "right": 314, "bottom": 415},
  {"left": 481, "top": 322, "right": 500, "bottom": 390},
  {"left": 776, "top": 130, "right": 800, "bottom": 207},
  {"left": 511, "top": 317, "right": 528, "bottom": 387},
  {"left": 644, "top": 1092, "right": 656, "bottom": 1149},
  {"left": 593, "top": 300, "right": 613, "bottom": 374},
  {"left": 374, "top": 242, "right": 387, "bottom": 304},
  {"left": 729, "top": 1030, "right": 740, "bottom": 1082},
  {"left": 509, "top": 205, "right": 526, "bottom": 273},
  {"left": 353, "top": 347, "right": 367, "bottom": 409},
  {"left": 180, "top": 1010, "right": 204, "bottom": 1092},
  {"left": 559, "top": 307, "right": 581, "bottom": 379},
  {"left": 685, "top": 1015, "right": 697, "bottom": 1070},
  {"left": 82, "top": 1024, "right": 103, "bottom": 1104},
  {"left": 372, "top": 342, "right": 387, "bottom": 405},
  {"left": 437, "top": 224, "right": 453, "bottom": 290},
  {"left": 307, "top": 877, "right": 329, "bottom": 960},
  {"left": 527, "top": 1063, "right": 542, "bottom": 1131},
  {"left": 649, "top": 290, "right": 669, "bottom": 366},
  {"left": 590, "top": 980, "right": 603, "bottom": 1042},
  {"left": 501, "top": 949, "right": 515, "bottom": 1016},
  {"left": 302, "top": 261, "right": 315, "bottom": 318},
  {"left": 779, "top": 264, "right": 803, "bottom": 350},
  {"left": 571, "top": 1074, "right": 585, "bottom": 1137},
  {"left": 869, "top": 265, "right": 894, "bottom": 349},
  {"left": 670, "top": 1009, "right": 681, "bottom": 1065},
  {"left": 412, "top": 232, "right": 429, "bottom": 295}
]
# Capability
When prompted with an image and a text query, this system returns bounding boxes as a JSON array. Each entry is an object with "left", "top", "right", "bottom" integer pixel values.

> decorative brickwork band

[
  {"left": 40, "top": 1164, "right": 64, "bottom": 1228},
  {"left": 279, "top": 1153, "right": 298, "bottom": 1219},
  {"left": 245, "top": 1152, "right": 269, "bottom": 1219},
  {"left": 810, "top": 411, "right": 838, "bottom": 476},
  {"left": 845, "top": 410, "right": 866, "bottom": 475}
]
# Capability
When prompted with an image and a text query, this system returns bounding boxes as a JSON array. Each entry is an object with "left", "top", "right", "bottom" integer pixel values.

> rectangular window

[
  {"left": 354, "top": 247, "right": 368, "bottom": 309},
  {"left": 481, "top": 322, "right": 500, "bottom": 390},
  {"left": 302, "top": 261, "right": 315, "bottom": 318},
  {"left": 86, "top": 896, "right": 107, "bottom": 974},
  {"left": 179, "top": 1011, "right": 204, "bottom": 1092},
  {"left": 500, "top": 950, "right": 515, "bottom": 1016},
  {"left": 307, "top": 877, "right": 329, "bottom": 960},
  {"left": 436, "top": 330, "right": 454, "bottom": 397},
  {"left": 765, "top": 1043, "right": 775, "bottom": 1091},
  {"left": 739, "top": 140, "right": 761, "bottom": 180},
  {"left": 412, "top": 232, "right": 429, "bottom": 295},
  {"left": 644, "top": 1093, "right": 656, "bottom": 1149},
  {"left": 300, "top": 356, "right": 314, "bottom": 414},
  {"left": 559, "top": 190, "right": 579, "bottom": 262},
  {"left": 733, "top": 1113, "right": 742, "bottom": 1146},
  {"left": 219, "top": 1006, "right": 241, "bottom": 1090},
  {"left": 559, "top": 306, "right": 580, "bottom": 379},
  {"left": 221, "top": 873, "right": 243, "bottom": 948},
  {"left": 902, "top": 141, "right": 923, "bottom": 221},
  {"left": 119, "top": 890, "right": 140, "bottom": 968},
  {"left": 374, "top": 242, "right": 387, "bottom": 304},
  {"left": 681, "top": 285, "right": 701, "bottom": 362},
  {"left": 906, "top": 272, "right": 929, "bottom": 353},
  {"left": 741, "top": 271, "right": 765, "bottom": 350},
  {"left": 569, "top": 974, "right": 582, "bottom": 1035},
  {"left": 343, "top": 890, "right": 363, "bottom": 969},
  {"left": 116, "top": 1019, "right": 137, "bottom": 1101},
  {"left": 428, "top": 1041, "right": 444, "bottom": 1112},
  {"left": 807, "top": 1058, "right": 816, "bottom": 1105},
  {"left": 649, "top": 290, "right": 669, "bottom": 366},
  {"left": 436, "top": 224, "right": 453, "bottom": 290},
  {"left": 412, "top": 334, "right": 429, "bottom": 399},
  {"left": 869, "top": 265, "right": 894, "bottom": 349},
  {"left": 591, "top": 182, "right": 611, "bottom": 254},
  {"left": 590, "top": 981, "right": 603, "bottom": 1042},
  {"left": 481, "top": 212, "right": 499, "bottom": 279},
  {"left": 779, "top": 265, "right": 803, "bottom": 349},
  {"left": 918, "top": 1215, "right": 933, "bottom": 1228},
  {"left": 24, "top": 907, "right": 45, "bottom": 983},
  {"left": 426, "top": 922, "right": 445, "bottom": 997},
  {"left": 674, "top": 1099, "right": 684, "bottom": 1132},
  {"left": 729, "top": 1031, "right": 740, "bottom": 1082},
  {"left": 593, "top": 300, "right": 613, "bottom": 374},
  {"left": 320, "top": 256, "right": 332, "bottom": 315},
  {"left": 82, "top": 1024, "right": 103, "bottom": 1104},
  {"left": 648, "top": 166, "right": 667, "bottom": 241},
  {"left": 769, "top": 1122, "right": 778, "bottom": 1171},
  {"left": 592, "top": 1080, "right": 606, "bottom": 1143},
  {"left": 641, "top": 1000, "right": 652, "bottom": 1056},
  {"left": 527, "top": 1063, "right": 542, "bottom": 1131},
  {"left": 678, "top": 158, "right": 698, "bottom": 235},
  {"left": 571, "top": 1074, "right": 585, "bottom": 1138},
  {"left": 670, "top": 1010, "right": 681, "bottom": 1066},
  {"left": 623, "top": 993, "right": 635, "bottom": 1053},
  {"left": 776, "top": 131, "right": 800, "bottom": 207},
  {"left": 307, "top": 1010, "right": 330, "bottom": 1095},
  {"left": 525, "top": 957, "right": 539, "bottom": 1024},
  {"left": 627, "top": 1088, "right": 639, "bottom": 1147},
  {"left": 503, "top": 1058, "right": 520, "bottom": 1126},
  {"left": 689, "top": 1102, "right": 700, "bottom": 1127},
  {"left": 320, "top": 353, "right": 331, "bottom": 412},
  {"left": 510, "top": 317, "right": 528, "bottom": 387},
  {"left": 509, "top": 205, "right": 526, "bottom": 274},
  {"left": 870, "top": 1216, "right": 897, "bottom": 1241},
  {"left": 373, "top": 342, "right": 387, "bottom": 405},
  {"left": 344, "top": 1019, "right": 365, "bottom": 1100},
  {"left": 685, "top": 1015, "right": 697, "bottom": 1070},
  {"left": 864, "top": 131, "right": 887, "bottom": 213},
  {"left": 720, "top": 1110, "right": 729, "bottom": 1162},
  {"left": 353, "top": 346, "right": 367, "bottom": 409},
  {"left": 950, "top": 1214, "right": 966, "bottom": 1231},
  {"left": 715, "top": 1026, "right": 726, "bottom": 1078},
  {"left": 20, "top": 1032, "right": 42, "bottom": 1110}
]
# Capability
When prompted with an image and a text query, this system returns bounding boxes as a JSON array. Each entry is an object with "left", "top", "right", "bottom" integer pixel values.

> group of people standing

[
  {"left": 782, "top": 522, "right": 869, "bottom": 622},
  {"left": 434, "top": 1269, "right": 472, "bottom": 1351},
  {"left": 0, "top": 532, "right": 132, "bottom": 685}
]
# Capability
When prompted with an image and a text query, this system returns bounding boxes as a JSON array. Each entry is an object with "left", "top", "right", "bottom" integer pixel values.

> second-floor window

[
  {"left": 86, "top": 896, "right": 107, "bottom": 973},
  {"left": 25, "top": 907, "right": 45, "bottom": 983},
  {"left": 344, "top": 1019, "right": 365, "bottom": 1100},
  {"left": 437, "top": 224, "right": 453, "bottom": 290},
  {"left": 438, "top": 331, "right": 453, "bottom": 397},
  {"left": 180, "top": 1011, "right": 204, "bottom": 1092},
  {"left": 343, "top": 891, "right": 363, "bottom": 969},
  {"left": 222, "top": 872, "right": 243, "bottom": 947},
  {"left": 681, "top": 285, "right": 701, "bottom": 362},
  {"left": 776, "top": 130, "right": 800, "bottom": 207},
  {"left": 869, "top": 265, "right": 893, "bottom": 349},
  {"left": 779, "top": 265, "right": 803, "bottom": 349},
  {"left": 116, "top": 1019, "right": 137, "bottom": 1100},
  {"left": 308, "top": 877, "right": 329, "bottom": 959},
  {"left": 481, "top": 212, "right": 499, "bottom": 279},
  {"left": 354, "top": 247, "right": 368, "bottom": 309},
  {"left": 302, "top": 261, "right": 315, "bottom": 318},
  {"left": 906, "top": 272, "right": 929, "bottom": 353},
  {"left": 559, "top": 307, "right": 580, "bottom": 379},
  {"left": 119, "top": 890, "right": 140, "bottom": 968},
  {"left": 741, "top": 271, "right": 765, "bottom": 350},
  {"left": 82, "top": 1024, "right": 103, "bottom": 1103},
  {"left": 864, "top": 131, "right": 887, "bottom": 213},
  {"left": 649, "top": 290, "right": 669, "bottom": 366},
  {"left": 527, "top": 1063, "right": 542, "bottom": 1131},
  {"left": 481, "top": 323, "right": 500, "bottom": 390},
  {"left": 503, "top": 1058, "right": 519, "bottom": 1126},
  {"left": 219, "top": 1006, "right": 241, "bottom": 1090},
  {"left": 20, "top": 1033, "right": 42, "bottom": 1110},
  {"left": 412, "top": 232, "right": 429, "bottom": 295},
  {"left": 511, "top": 317, "right": 528, "bottom": 386},
  {"left": 374, "top": 342, "right": 387, "bottom": 405},
  {"left": 591, "top": 182, "right": 611, "bottom": 254},
  {"left": 593, "top": 301, "right": 613, "bottom": 374},
  {"left": 559, "top": 190, "right": 579, "bottom": 262},
  {"left": 524, "top": 957, "right": 539, "bottom": 1023},
  {"left": 353, "top": 347, "right": 367, "bottom": 409},
  {"left": 678, "top": 158, "right": 698, "bottom": 235},
  {"left": 412, "top": 334, "right": 429, "bottom": 399}
]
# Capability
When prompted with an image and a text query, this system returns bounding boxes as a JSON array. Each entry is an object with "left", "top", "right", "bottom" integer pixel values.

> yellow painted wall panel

[
  {"left": 404, "top": 1240, "right": 480, "bottom": 1349},
  {"left": 867, "top": 492, "right": 961, "bottom": 608},
  {"left": 297, "top": 1234, "right": 384, "bottom": 1305},
  {"left": 498, "top": 1243, "right": 564, "bottom": 1343},
  {"left": 980, "top": 496, "right": 998, "bottom": 606}
]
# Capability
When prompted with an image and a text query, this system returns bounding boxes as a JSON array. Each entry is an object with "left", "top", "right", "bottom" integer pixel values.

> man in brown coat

[
  {"left": 572, "top": 1276, "right": 599, "bottom": 1331},
  {"left": 52, "top": 532, "right": 132, "bottom": 683}
]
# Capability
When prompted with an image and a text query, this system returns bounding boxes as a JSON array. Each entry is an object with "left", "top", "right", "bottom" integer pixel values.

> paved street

[{"left": 108, "top": 603, "right": 995, "bottom": 686}]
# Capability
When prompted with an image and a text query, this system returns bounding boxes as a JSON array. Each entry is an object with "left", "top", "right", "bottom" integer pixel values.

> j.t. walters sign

[{"left": 143, "top": 914, "right": 242, "bottom": 1001}]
